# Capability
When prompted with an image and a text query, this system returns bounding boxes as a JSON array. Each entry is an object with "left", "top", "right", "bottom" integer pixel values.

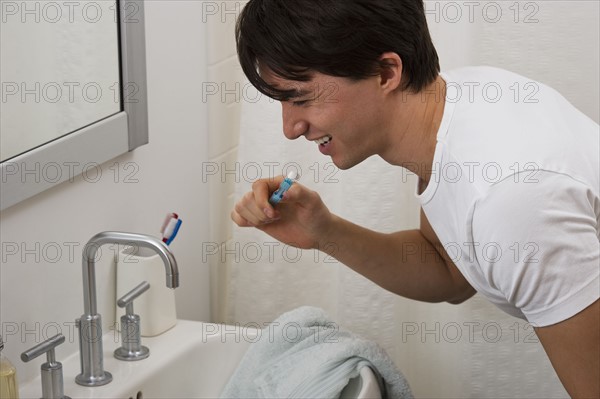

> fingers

[
  {"left": 252, "top": 177, "right": 283, "bottom": 218},
  {"left": 230, "top": 208, "right": 254, "bottom": 227},
  {"left": 278, "top": 180, "right": 318, "bottom": 207},
  {"left": 231, "top": 176, "right": 285, "bottom": 226}
]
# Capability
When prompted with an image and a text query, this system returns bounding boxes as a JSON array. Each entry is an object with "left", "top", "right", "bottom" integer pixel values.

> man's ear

[{"left": 377, "top": 52, "right": 403, "bottom": 93}]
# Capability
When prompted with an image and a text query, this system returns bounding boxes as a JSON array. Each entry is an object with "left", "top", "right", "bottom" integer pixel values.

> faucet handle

[
  {"left": 117, "top": 281, "right": 150, "bottom": 316},
  {"left": 114, "top": 281, "right": 150, "bottom": 361},
  {"left": 21, "top": 334, "right": 71, "bottom": 399}
]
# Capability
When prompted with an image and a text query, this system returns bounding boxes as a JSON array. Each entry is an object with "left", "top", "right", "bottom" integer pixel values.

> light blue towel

[{"left": 220, "top": 306, "right": 413, "bottom": 398}]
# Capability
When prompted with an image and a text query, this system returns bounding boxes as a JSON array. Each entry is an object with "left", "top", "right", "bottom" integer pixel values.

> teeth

[{"left": 315, "top": 135, "right": 332, "bottom": 145}]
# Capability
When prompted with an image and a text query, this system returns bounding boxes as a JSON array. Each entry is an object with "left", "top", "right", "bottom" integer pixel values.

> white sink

[
  {"left": 20, "top": 319, "right": 384, "bottom": 399},
  {"left": 20, "top": 320, "right": 259, "bottom": 399}
]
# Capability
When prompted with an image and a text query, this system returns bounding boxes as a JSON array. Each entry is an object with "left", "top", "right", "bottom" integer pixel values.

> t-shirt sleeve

[{"left": 470, "top": 171, "right": 599, "bottom": 327}]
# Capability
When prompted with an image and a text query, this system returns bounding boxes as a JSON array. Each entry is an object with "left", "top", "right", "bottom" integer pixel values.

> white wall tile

[
  {"left": 208, "top": 101, "right": 242, "bottom": 158},
  {"left": 206, "top": 1, "right": 246, "bottom": 64},
  {"left": 208, "top": 148, "right": 238, "bottom": 244}
]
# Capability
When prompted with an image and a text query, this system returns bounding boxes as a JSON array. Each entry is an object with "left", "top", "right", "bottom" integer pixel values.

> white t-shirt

[{"left": 416, "top": 66, "right": 600, "bottom": 327}]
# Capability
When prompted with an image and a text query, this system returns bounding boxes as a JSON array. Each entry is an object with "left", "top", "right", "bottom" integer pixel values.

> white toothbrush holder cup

[{"left": 115, "top": 245, "right": 177, "bottom": 336}]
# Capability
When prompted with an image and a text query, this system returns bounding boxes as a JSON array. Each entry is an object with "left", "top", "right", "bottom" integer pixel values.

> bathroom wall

[
  {"left": 0, "top": 1, "right": 210, "bottom": 383},
  {"left": 204, "top": 1, "right": 247, "bottom": 322}
]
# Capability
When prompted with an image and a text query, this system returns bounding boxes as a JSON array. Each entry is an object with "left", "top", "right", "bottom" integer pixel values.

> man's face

[{"left": 261, "top": 69, "right": 388, "bottom": 170}]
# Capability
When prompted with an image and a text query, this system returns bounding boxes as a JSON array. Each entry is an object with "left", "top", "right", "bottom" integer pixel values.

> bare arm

[
  {"left": 319, "top": 213, "right": 475, "bottom": 303},
  {"left": 232, "top": 178, "right": 475, "bottom": 304},
  {"left": 535, "top": 300, "right": 599, "bottom": 399}
]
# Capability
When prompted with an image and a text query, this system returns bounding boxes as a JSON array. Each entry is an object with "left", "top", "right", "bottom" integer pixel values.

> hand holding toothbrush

[{"left": 231, "top": 174, "right": 334, "bottom": 250}]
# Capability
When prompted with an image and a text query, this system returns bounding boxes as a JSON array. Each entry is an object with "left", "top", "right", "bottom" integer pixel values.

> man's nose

[{"left": 282, "top": 103, "right": 309, "bottom": 140}]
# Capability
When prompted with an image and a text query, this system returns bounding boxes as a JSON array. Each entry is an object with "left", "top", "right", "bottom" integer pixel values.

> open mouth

[{"left": 315, "top": 135, "right": 332, "bottom": 146}]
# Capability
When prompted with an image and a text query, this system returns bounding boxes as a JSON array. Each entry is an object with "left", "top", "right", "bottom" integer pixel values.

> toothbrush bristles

[{"left": 287, "top": 171, "right": 300, "bottom": 180}]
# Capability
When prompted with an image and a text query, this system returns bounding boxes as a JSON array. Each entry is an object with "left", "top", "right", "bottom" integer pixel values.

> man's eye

[{"left": 293, "top": 100, "right": 308, "bottom": 106}]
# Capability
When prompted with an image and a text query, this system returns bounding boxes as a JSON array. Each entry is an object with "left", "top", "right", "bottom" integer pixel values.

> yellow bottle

[{"left": 0, "top": 335, "right": 19, "bottom": 399}]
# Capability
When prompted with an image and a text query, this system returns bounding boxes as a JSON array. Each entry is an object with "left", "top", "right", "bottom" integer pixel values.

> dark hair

[{"left": 236, "top": 0, "right": 440, "bottom": 101}]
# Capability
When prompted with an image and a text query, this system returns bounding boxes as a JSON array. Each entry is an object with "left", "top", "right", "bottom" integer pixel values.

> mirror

[{"left": 0, "top": 0, "right": 148, "bottom": 210}]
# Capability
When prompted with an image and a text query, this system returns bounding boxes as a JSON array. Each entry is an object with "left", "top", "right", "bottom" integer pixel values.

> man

[{"left": 230, "top": 1, "right": 600, "bottom": 396}]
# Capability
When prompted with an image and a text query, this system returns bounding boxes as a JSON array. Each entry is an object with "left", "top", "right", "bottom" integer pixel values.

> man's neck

[{"left": 380, "top": 75, "right": 447, "bottom": 186}]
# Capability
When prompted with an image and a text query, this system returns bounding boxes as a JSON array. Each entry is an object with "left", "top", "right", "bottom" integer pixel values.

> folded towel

[{"left": 220, "top": 306, "right": 413, "bottom": 398}]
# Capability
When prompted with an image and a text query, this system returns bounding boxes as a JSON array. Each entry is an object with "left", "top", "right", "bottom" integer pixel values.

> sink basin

[
  {"left": 19, "top": 320, "right": 259, "bottom": 399},
  {"left": 20, "top": 319, "right": 384, "bottom": 399}
]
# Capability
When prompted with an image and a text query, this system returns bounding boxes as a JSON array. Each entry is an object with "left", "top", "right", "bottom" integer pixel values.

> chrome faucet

[{"left": 75, "top": 232, "right": 179, "bottom": 387}]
